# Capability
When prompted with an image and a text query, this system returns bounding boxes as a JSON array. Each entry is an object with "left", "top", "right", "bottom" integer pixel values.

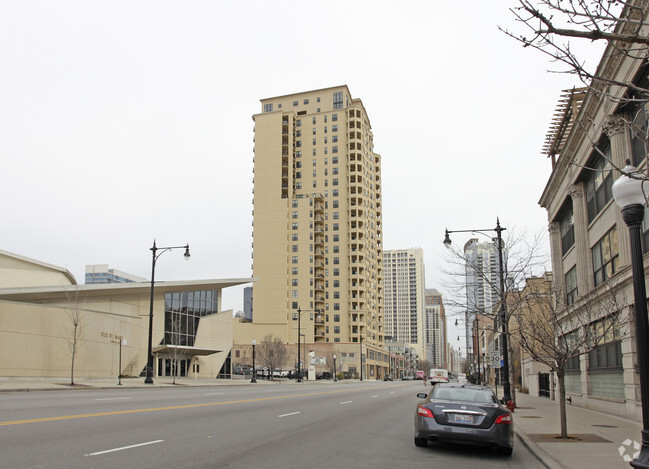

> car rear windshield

[{"left": 433, "top": 387, "right": 496, "bottom": 403}]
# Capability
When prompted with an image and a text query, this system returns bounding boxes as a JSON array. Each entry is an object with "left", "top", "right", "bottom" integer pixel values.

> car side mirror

[{"left": 417, "top": 393, "right": 427, "bottom": 399}]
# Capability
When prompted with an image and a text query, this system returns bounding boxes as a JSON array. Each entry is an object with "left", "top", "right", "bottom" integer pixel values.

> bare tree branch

[
  {"left": 64, "top": 287, "right": 86, "bottom": 386},
  {"left": 256, "top": 335, "right": 289, "bottom": 380}
]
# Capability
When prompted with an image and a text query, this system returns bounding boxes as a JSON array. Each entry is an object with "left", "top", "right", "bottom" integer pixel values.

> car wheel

[
  {"left": 497, "top": 446, "right": 513, "bottom": 456},
  {"left": 414, "top": 437, "right": 427, "bottom": 447}
]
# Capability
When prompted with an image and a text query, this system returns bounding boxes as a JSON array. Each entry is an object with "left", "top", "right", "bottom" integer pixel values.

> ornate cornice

[
  {"left": 603, "top": 114, "right": 627, "bottom": 137},
  {"left": 569, "top": 184, "right": 584, "bottom": 200},
  {"left": 548, "top": 222, "right": 560, "bottom": 235}
]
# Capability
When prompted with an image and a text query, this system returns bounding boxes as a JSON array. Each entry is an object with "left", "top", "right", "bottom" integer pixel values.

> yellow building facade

[{"left": 235, "top": 85, "right": 387, "bottom": 378}]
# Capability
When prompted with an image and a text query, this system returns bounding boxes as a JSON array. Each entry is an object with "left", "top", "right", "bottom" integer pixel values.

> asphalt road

[{"left": 0, "top": 381, "right": 546, "bottom": 468}]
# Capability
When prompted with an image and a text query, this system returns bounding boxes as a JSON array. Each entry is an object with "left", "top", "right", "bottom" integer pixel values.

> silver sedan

[{"left": 414, "top": 383, "right": 514, "bottom": 456}]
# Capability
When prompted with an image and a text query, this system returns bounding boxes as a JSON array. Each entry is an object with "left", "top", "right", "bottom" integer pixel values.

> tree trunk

[
  {"left": 557, "top": 371, "right": 568, "bottom": 438},
  {"left": 508, "top": 342, "right": 516, "bottom": 405},
  {"left": 70, "top": 324, "right": 77, "bottom": 385}
]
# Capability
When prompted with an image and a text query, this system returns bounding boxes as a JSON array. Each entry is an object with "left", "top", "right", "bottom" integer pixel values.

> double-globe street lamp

[
  {"left": 612, "top": 162, "right": 649, "bottom": 468},
  {"left": 145, "top": 240, "right": 190, "bottom": 384},
  {"left": 443, "top": 219, "right": 511, "bottom": 404}
]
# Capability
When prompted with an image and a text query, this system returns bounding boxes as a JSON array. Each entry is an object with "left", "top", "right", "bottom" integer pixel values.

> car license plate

[{"left": 454, "top": 414, "right": 473, "bottom": 424}]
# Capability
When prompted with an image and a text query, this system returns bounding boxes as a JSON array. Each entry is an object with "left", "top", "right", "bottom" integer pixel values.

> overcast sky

[{"left": 0, "top": 1, "right": 604, "bottom": 355}]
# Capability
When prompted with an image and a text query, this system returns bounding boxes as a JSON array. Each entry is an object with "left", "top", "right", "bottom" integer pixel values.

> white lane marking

[
  {"left": 390, "top": 392, "right": 395, "bottom": 394},
  {"left": 278, "top": 411, "right": 301, "bottom": 418},
  {"left": 371, "top": 395, "right": 379, "bottom": 398},
  {"left": 85, "top": 440, "right": 164, "bottom": 456},
  {"left": 340, "top": 401, "right": 352, "bottom": 405},
  {"left": 94, "top": 397, "right": 131, "bottom": 401}
]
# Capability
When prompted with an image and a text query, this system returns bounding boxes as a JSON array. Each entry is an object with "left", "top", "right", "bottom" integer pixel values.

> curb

[
  {"left": 515, "top": 420, "right": 566, "bottom": 469},
  {"left": 0, "top": 377, "right": 371, "bottom": 393}
]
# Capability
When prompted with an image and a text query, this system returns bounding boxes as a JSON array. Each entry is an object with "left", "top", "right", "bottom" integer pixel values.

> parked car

[
  {"left": 383, "top": 374, "right": 393, "bottom": 381},
  {"left": 414, "top": 383, "right": 514, "bottom": 456}
]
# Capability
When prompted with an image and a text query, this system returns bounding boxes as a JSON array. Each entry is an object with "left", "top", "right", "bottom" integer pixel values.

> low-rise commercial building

[{"left": 0, "top": 249, "right": 252, "bottom": 380}]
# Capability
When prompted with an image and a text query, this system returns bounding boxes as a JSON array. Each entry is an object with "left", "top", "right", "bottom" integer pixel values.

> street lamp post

[
  {"left": 612, "top": 162, "right": 649, "bottom": 468},
  {"left": 333, "top": 354, "right": 338, "bottom": 382},
  {"left": 482, "top": 326, "right": 487, "bottom": 385},
  {"left": 251, "top": 339, "right": 257, "bottom": 383},
  {"left": 296, "top": 307, "right": 319, "bottom": 383},
  {"left": 476, "top": 326, "right": 482, "bottom": 385},
  {"left": 145, "top": 240, "right": 190, "bottom": 384},
  {"left": 444, "top": 219, "right": 511, "bottom": 403},
  {"left": 360, "top": 334, "right": 363, "bottom": 381},
  {"left": 297, "top": 308, "right": 302, "bottom": 382}
]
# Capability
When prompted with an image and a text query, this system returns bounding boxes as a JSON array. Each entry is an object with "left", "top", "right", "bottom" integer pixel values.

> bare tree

[
  {"left": 63, "top": 287, "right": 86, "bottom": 385},
  {"left": 123, "top": 355, "right": 140, "bottom": 378},
  {"left": 324, "top": 351, "right": 338, "bottom": 379},
  {"left": 256, "top": 335, "right": 289, "bottom": 380},
  {"left": 512, "top": 274, "right": 627, "bottom": 438},
  {"left": 166, "top": 310, "right": 189, "bottom": 384}
]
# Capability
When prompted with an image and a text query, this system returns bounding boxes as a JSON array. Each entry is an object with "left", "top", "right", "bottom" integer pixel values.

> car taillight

[
  {"left": 495, "top": 413, "right": 512, "bottom": 424},
  {"left": 417, "top": 405, "right": 434, "bottom": 418}
]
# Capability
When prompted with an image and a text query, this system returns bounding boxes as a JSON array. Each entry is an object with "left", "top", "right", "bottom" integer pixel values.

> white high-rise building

[
  {"left": 383, "top": 249, "right": 426, "bottom": 360},
  {"left": 425, "top": 288, "right": 446, "bottom": 369},
  {"left": 463, "top": 239, "right": 501, "bottom": 355}
]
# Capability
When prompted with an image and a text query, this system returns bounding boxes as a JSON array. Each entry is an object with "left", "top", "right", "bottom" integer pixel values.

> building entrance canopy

[{"left": 152, "top": 345, "right": 222, "bottom": 357}]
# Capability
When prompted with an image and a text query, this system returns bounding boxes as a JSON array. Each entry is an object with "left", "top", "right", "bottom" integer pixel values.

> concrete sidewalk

[
  {"left": 0, "top": 376, "right": 258, "bottom": 392},
  {"left": 512, "top": 391, "right": 641, "bottom": 469},
  {"left": 0, "top": 375, "right": 369, "bottom": 392}
]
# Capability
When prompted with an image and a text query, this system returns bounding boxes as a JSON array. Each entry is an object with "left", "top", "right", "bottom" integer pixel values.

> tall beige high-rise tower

[{"left": 251, "top": 85, "right": 383, "bottom": 350}]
